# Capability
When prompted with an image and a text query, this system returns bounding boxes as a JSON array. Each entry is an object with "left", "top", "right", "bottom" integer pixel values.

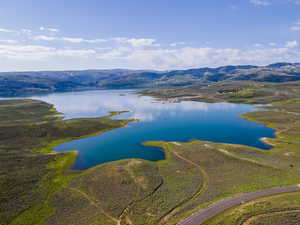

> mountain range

[{"left": 1, "top": 62, "right": 300, "bottom": 97}]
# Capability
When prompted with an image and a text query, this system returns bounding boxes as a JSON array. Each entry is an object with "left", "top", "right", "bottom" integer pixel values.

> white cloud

[
  {"left": 33, "top": 35, "right": 107, "bottom": 43},
  {"left": 61, "top": 37, "right": 106, "bottom": 43},
  {"left": 290, "top": 26, "right": 300, "bottom": 31},
  {"left": 0, "top": 44, "right": 54, "bottom": 60},
  {"left": 170, "top": 42, "right": 186, "bottom": 47},
  {"left": 55, "top": 49, "right": 96, "bottom": 57},
  {"left": 33, "top": 35, "right": 58, "bottom": 41},
  {"left": 95, "top": 45, "right": 300, "bottom": 70},
  {"left": 113, "top": 37, "right": 156, "bottom": 47},
  {"left": 20, "top": 29, "right": 32, "bottom": 35},
  {"left": 0, "top": 43, "right": 300, "bottom": 71},
  {"left": 253, "top": 43, "right": 263, "bottom": 47},
  {"left": 112, "top": 37, "right": 128, "bottom": 42},
  {"left": 0, "top": 40, "right": 18, "bottom": 44},
  {"left": 126, "top": 38, "right": 156, "bottom": 47},
  {"left": 84, "top": 39, "right": 107, "bottom": 43},
  {"left": 0, "top": 26, "right": 299, "bottom": 71},
  {"left": 40, "top": 26, "right": 59, "bottom": 32},
  {"left": 61, "top": 37, "right": 85, "bottom": 43},
  {"left": 285, "top": 40, "right": 298, "bottom": 48},
  {"left": 289, "top": 20, "right": 300, "bottom": 31},
  {"left": 0, "top": 44, "right": 95, "bottom": 61},
  {"left": 249, "top": 0, "right": 270, "bottom": 6},
  {"left": 0, "top": 28, "right": 15, "bottom": 33},
  {"left": 0, "top": 28, "right": 31, "bottom": 35},
  {"left": 97, "top": 47, "right": 132, "bottom": 59}
]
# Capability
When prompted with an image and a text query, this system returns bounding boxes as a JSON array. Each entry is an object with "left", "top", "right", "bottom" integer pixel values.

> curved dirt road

[{"left": 177, "top": 185, "right": 300, "bottom": 225}]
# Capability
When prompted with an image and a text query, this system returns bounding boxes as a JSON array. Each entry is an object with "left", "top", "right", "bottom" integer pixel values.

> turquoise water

[{"left": 32, "top": 90, "right": 275, "bottom": 170}]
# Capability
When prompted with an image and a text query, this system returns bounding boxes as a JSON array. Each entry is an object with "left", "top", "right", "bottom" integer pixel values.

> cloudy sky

[{"left": 0, "top": 0, "right": 300, "bottom": 71}]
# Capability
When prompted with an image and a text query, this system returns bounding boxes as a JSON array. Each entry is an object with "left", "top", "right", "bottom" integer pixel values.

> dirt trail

[
  {"left": 242, "top": 209, "right": 300, "bottom": 225},
  {"left": 160, "top": 150, "right": 209, "bottom": 223},
  {"left": 68, "top": 187, "right": 120, "bottom": 224}
]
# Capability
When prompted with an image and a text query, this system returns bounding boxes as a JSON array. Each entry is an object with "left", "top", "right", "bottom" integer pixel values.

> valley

[{"left": 1, "top": 81, "right": 300, "bottom": 225}]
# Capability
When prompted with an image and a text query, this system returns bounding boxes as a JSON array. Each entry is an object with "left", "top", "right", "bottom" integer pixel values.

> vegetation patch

[
  {"left": 141, "top": 81, "right": 300, "bottom": 104},
  {"left": 0, "top": 99, "right": 133, "bottom": 225}
]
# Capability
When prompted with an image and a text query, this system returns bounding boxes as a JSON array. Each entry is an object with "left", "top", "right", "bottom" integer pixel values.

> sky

[{"left": 0, "top": 0, "right": 300, "bottom": 71}]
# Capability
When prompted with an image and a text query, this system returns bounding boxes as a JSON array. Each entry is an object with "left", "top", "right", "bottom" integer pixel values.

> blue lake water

[{"left": 31, "top": 89, "right": 275, "bottom": 170}]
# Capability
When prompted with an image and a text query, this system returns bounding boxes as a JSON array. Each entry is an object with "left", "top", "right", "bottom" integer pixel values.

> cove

[{"left": 32, "top": 89, "right": 276, "bottom": 170}]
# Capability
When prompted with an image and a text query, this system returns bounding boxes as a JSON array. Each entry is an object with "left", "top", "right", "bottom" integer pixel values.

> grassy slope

[
  {"left": 47, "top": 159, "right": 163, "bottom": 225},
  {"left": 141, "top": 139, "right": 300, "bottom": 224},
  {"left": 0, "top": 99, "right": 134, "bottom": 225}
]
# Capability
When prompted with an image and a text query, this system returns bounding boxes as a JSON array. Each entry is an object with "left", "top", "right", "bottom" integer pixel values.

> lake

[{"left": 32, "top": 89, "right": 275, "bottom": 170}]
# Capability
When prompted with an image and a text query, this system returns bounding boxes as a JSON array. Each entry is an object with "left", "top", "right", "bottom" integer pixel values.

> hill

[{"left": 1, "top": 62, "right": 300, "bottom": 96}]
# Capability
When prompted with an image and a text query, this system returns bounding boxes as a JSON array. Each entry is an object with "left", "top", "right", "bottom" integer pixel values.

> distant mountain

[{"left": 1, "top": 63, "right": 300, "bottom": 97}]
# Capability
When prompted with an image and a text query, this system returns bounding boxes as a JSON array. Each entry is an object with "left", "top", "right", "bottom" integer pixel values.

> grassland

[
  {"left": 2, "top": 82, "right": 300, "bottom": 225},
  {"left": 0, "top": 99, "right": 134, "bottom": 225},
  {"left": 141, "top": 81, "right": 300, "bottom": 104}
]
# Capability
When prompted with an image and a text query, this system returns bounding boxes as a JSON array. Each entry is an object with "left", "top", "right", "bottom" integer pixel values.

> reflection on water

[
  {"left": 31, "top": 89, "right": 275, "bottom": 170},
  {"left": 33, "top": 89, "right": 237, "bottom": 120}
]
